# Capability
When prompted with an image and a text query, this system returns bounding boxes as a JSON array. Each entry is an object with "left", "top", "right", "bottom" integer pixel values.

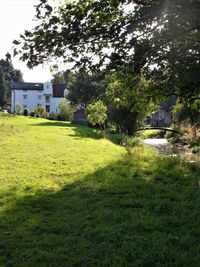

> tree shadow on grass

[
  {"left": 1, "top": 156, "right": 200, "bottom": 267},
  {"left": 30, "top": 121, "right": 102, "bottom": 140},
  {"left": 30, "top": 121, "right": 73, "bottom": 128}
]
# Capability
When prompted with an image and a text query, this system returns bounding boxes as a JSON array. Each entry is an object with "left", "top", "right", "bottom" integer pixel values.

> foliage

[
  {"left": 106, "top": 73, "right": 157, "bottom": 135},
  {"left": 1, "top": 116, "right": 200, "bottom": 266},
  {"left": 57, "top": 99, "right": 74, "bottom": 121},
  {"left": 191, "top": 146, "right": 200, "bottom": 154},
  {"left": 23, "top": 108, "right": 28, "bottom": 116},
  {"left": 65, "top": 70, "right": 156, "bottom": 135},
  {"left": 173, "top": 100, "right": 200, "bottom": 126},
  {"left": 30, "top": 111, "right": 35, "bottom": 117},
  {"left": 0, "top": 59, "right": 23, "bottom": 107},
  {"left": 86, "top": 100, "right": 107, "bottom": 129},
  {"left": 180, "top": 123, "right": 200, "bottom": 144},
  {"left": 15, "top": 103, "right": 23, "bottom": 115},
  {"left": 51, "top": 69, "right": 72, "bottom": 84},
  {"left": 14, "top": 0, "right": 200, "bottom": 100},
  {"left": 172, "top": 100, "right": 200, "bottom": 145},
  {"left": 34, "top": 105, "right": 47, "bottom": 118},
  {"left": 67, "top": 71, "right": 106, "bottom": 107},
  {"left": 0, "top": 67, "right": 6, "bottom": 108},
  {"left": 107, "top": 133, "right": 126, "bottom": 145}
]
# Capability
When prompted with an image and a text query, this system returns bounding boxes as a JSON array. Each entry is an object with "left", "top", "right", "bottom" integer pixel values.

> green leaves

[
  {"left": 86, "top": 100, "right": 107, "bottom": 127},
  {"left": 67, "top": 71, "right": 106, "bottom": 106},
  {"left": 0, "top": 59, "right": 23, "bottom": 106},
  {"left": 12, "top": 0, "right": 200, "bottom": 99}
]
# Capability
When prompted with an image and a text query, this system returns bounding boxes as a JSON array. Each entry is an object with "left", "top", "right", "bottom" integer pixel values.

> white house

[{"left": 11, "top": 81, "right": 67, "bottom": 114}]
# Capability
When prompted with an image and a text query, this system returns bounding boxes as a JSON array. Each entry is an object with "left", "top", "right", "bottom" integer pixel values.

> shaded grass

[{"left": 0, "top": 116, "right": 200, "bottom": 266}]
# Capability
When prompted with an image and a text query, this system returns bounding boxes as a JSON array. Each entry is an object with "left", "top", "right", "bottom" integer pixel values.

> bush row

[{"left": 15, "top": 100, "right": 74, "bottom": 121}]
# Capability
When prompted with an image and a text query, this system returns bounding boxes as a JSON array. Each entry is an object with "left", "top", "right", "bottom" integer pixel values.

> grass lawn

[
  {"left": 0, "top": 114, "right": 200, "bottom": 266},
  {"left": 137, "top": 129, "right": 165, "bottom": 139}
]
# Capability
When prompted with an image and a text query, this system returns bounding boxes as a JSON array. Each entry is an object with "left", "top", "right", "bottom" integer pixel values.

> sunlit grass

[
  {"left": 137, "top": 129, "right": 164, "bottom": 138},
  {"left": 0, "top": 115, "right": 200, "bottom": 266}
]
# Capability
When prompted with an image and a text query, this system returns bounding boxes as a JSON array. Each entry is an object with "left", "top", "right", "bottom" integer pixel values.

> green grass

[
  {"left": 0, "top": 115, "right": 200, "bottom": 266},
  {"left": 137, "top": 129, "right": 165, "bottom": 139}
]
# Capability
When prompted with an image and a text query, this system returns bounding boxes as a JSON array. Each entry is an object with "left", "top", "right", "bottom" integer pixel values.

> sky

[{"left": 0, "top": 0, "right": 53, "bottom": 82}]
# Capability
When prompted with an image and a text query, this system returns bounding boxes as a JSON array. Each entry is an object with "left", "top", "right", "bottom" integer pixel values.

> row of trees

[
  {"left": 51, "top": 69, "right": 157, "bottom": 135},
  {"left": 0, "top": 59, "right": 23, "bottom": 108}
]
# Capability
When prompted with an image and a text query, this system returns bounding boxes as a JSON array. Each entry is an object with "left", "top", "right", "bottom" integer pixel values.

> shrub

[
  {"left": 108, "top": 133, "right": 126, "bottom": 145},
  {"left": 180, "top": 123, "right": 200, "bottom": 144},
  {"left": 48, "top": 113, "right": 56, "bottom": 120},
  {"left": 34, "top": 106, "right": 46, "bottom": 118},
  {"left": 23, "top": 108, "right": 28, "bottom": 116},
  {"left": 57, "top": 100, "right": 74, "bottom": 121},
  {"left": 43, "top": 110, "right": 49, "bottom": 119},
  {"left": 15, "top": 103, "right": 23, "bottom": 115},
  {"left": 86, "top": 100, "right": 107, "bottom": 130},
  {"left": 30, "top": 111, "right": 35, "bottom": 117},
  {"left": 172, "top": 100, "right": 200, "bottom": 126}
]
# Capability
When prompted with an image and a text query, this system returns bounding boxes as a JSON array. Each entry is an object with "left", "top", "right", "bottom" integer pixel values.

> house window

[
  {"left": 37, "top": 103, "right": 42, "bottom": 107},
  {"left": 45, "top": 96, "right": 50, "bottom": 103},
  {"left": 23, "top": 95, "right": 27, "bottom": 99},
  {"left": 45, "top": 105, "right": 50, "bottom": 112},
  {"left": 38, "top": 95, "right": 42, "bottom": 100},
  {"left": 46, "top": 84, "right": 49, "bottom": 89},
  {"left": 23, "top": 105, "right": 27, "bottom": 108}
]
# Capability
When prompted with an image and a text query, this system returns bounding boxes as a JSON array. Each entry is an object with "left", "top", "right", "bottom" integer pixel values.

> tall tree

[
  {"left": 51, "top": 70, "right": 71, "bottom": 84},
  {"left": 14, "top": 0, "right": 200, "bottom": 100},
  {"left": 0, "top": 59, "right": 23, "bottom": 107},
  {"left": 67, "top": 71, "right": 106, "bottom": 107},
  {"left": 0, "top": 67, "right": 6, "bottom": 107},
  {"left": 105, "top": 73, "right": 157, "bottom": 135}
]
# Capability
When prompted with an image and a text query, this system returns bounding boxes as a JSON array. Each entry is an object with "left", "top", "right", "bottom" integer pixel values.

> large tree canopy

[{"left": 14, "top": 0, "right": 200, "bottom": 99}]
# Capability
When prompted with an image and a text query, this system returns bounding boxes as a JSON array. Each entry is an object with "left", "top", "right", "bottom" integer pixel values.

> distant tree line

[{"left": 0, "top": 59, "right": 23, "bottom": 108}]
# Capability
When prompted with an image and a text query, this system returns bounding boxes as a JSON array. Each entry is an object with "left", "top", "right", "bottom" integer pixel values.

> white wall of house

[
  {"left": 11, "top": 90, "right": 44, "bottom": 113},
  {"left": 50, "top": 98, "right": 64, "bottom": 114},
  {"left": 11, "top": 82, "right": 66, "bottom": 114}
]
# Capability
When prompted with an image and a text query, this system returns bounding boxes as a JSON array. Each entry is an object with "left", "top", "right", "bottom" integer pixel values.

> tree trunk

[{"left": 126, "top": 112, "right": 138, "bottom": 136}]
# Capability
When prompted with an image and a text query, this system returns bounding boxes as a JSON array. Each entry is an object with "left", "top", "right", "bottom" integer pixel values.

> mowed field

[{"left": 0, "top": 114, "right": 200, "bottom": 267}]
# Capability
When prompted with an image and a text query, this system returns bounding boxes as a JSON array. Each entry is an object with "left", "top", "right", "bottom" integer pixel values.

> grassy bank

[{"left": 0, "top": 115, "right": 200, "bottom": 266}]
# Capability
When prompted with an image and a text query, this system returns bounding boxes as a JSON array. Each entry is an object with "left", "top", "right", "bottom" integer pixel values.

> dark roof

[
  {"left": 53, "top": 84, "right": 66, "bottom": 98},
  {"left": 12, "top": 81, "right": 43, "bottom": 90}
]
